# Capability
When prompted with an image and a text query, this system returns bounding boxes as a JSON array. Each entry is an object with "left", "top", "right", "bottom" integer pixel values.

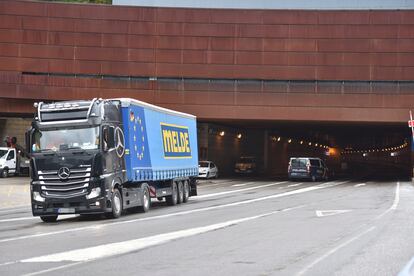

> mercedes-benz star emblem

[
  {"left": 58, "top": 167, "right": 70, "bottom": 180},
  {"left": 115, "top": 127, "right": 125, "bottom": 158}
]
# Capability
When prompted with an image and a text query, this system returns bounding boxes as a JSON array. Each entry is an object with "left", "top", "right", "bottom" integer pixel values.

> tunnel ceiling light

[
  {"left": 219, "top": 131, "right": 225, "bottom": 137},
  {"left": 237, "top": 133, "right": 242, "bottom": 139},
  {"left": 300, "top": 141, "right": 303, "bottom": 144},
  {"left": 308, "top": 142, "right": 312, "bottom": 146},
  {"left": 277, "top": 137, "right": 281, "bottom": 142},
  {"left": 288, "top": 139, "right": 292, "bottom": 143}
]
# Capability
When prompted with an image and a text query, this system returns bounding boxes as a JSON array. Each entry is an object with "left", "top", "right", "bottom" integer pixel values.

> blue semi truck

[{"left": 26, "top": 98, "right": 198, "bottom": 222}]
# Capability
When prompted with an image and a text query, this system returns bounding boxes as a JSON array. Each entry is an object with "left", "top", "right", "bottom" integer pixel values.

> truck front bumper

[{"left": 31, "top": 195, "right": 110, "bottom": 216}]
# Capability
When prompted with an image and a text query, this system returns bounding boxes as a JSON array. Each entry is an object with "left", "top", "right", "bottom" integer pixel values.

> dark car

[{"left": 288, "top": 157, "right": 328, "bottom": 182}]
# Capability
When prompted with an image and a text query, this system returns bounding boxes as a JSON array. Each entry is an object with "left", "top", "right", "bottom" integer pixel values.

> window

[{"left": 7, "top": 150, "right": 14, "bottom": 160}]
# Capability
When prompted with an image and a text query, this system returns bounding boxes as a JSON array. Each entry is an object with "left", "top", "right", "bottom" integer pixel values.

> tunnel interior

[{"left": 198, "top": 120, "right": 412, "bottom": 181}]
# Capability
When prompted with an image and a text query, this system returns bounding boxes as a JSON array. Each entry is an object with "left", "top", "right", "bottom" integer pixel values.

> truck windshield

[
  {"left": 32, "top": 127, "right": 100, "bottom": 152},
  {"left": 0, "top": 150, "right": 8, "bottom": 159}
]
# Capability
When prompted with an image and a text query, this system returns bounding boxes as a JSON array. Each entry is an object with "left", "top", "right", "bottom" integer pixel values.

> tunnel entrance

[{"left": 197, "top": 121, "right": 412, "bottom": 181}]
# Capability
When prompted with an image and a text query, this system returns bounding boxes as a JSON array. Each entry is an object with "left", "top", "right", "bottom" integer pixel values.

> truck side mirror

[{"left": 25, "top": 130, "right": 32, "bottom": 154}]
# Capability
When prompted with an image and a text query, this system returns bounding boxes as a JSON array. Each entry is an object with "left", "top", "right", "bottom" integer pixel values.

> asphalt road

[{"left": 0, "top": 177, "right": 414, "bottom": 275}]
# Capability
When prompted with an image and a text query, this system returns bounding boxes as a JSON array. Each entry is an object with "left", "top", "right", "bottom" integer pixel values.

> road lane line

[
  {"left": 287, "top": 183, "right": 303, "bottom": 188},
  {"left": 20, "top": 206, "right": 304, "bottom": 266},
  {"left": 298, "top": 181, "right": 401, "bottom": 275},
  {"left": 22, "top": 262, "right": 83, "bottom": 276},
  {"left": 7, "top": 186, "right": 13, "bottom": 197},
  {"left": 194, "top": 181, "right": 287, "bottom": 199},
  {"left": 0, "top": 181, "right": 347, "bottom": 244},
  {"left": 297, "top": 226, "right": 376, "bottom": 276},
  {"left": 391, "top": 181, "right": 400, "bottom": 210},
  {"left": 398, "top": 255, "right": 414, "bottom": 276},
  {"left": 375, "top": 181, "right": 400, "bottom": 220},
  {"left": 0, "top": 217, "right": 39, "bottom": 223},
  {"left": 354, "top": 183, "right": 366, "bottom": 187}
]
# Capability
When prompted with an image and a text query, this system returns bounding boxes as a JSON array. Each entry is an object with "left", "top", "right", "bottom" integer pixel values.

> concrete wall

[{"left": 0, "top": 118, "right": 31, "bottom": 147}]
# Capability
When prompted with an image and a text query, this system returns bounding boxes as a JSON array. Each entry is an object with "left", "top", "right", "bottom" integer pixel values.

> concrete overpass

[{"left": 0, "top": 0, "right": 413, "bottom": 176}]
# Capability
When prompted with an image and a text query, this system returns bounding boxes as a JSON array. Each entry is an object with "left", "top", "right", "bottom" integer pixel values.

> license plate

[{"left": 58, "top": 208, "right": 75, "bottom": 214}]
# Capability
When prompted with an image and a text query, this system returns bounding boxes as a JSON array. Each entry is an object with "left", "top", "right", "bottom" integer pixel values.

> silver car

[{"left": 198, "top": 161, "right": 219, "bottom": 179}]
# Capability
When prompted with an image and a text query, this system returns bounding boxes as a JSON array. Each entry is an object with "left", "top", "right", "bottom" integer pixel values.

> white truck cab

[{"left": 0, "top": 147, "right": 29, "bottom": 178}]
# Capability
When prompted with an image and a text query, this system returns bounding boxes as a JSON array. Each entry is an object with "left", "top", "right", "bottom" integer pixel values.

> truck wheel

[
  {"left": 138, "top": 186, "right": 150, "bottom": 213},
  {"left": 40, "top": 215, "right": 58, "bottom": 223},
  {"left": 183, "top": 180, "right": 190, "bottom": 203},
  {"left": 2, "top": 169, "right": 8, "bottom": 178},
  {"left": 177, "top": 181, "right": 184, "bottom": 204},
  {"left": 106, "top": 188, "right": 123, "bottom": 219},
  {"left": 166, "top": 182, "right": 178, "bottom": 206}
]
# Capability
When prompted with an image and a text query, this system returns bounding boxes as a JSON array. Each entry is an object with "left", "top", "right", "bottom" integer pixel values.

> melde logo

[{"left": 161, "top": 123, "right": 191, "bottom": 158}]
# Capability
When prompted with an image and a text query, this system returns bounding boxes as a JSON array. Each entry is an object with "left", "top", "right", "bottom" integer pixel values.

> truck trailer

[{"left": 26, "top": 98, "right": 198, "bottom": 222}]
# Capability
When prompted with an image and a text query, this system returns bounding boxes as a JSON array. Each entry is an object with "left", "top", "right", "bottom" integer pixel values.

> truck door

[{"left": 5, "top": 149, "right": 16, "bottom": 174}]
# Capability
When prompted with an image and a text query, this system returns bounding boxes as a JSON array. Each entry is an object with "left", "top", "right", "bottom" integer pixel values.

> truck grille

[{"left": 37, "top": 167, "right": 91, "bottom": 198}]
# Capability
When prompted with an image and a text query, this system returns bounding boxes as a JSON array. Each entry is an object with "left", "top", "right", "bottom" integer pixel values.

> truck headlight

[
  {"left": 86, "top": 187, "right": 101, "bottom": 199},
  {"left": 33, "top": 191, "right": 45, "bottom": 202}
]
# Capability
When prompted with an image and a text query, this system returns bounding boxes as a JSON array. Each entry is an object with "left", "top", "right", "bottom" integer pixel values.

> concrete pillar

[{"left": 197, "top": 122, "right": 209, "bottom": 160}]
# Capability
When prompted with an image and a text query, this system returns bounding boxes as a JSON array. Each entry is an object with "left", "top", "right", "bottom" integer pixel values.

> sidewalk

[{"left": 0, "top": 177, "right": 31, "bottom": 209}]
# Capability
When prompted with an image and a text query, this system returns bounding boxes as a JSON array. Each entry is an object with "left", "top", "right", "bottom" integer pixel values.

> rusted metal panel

[
  {"left": 128, "top": 35, "right": 156, "bottom": 49},
  {"left": 156, "top": 8, "right": 210, "bottom": 23},
  {"left": 183, "top": 23, "right": 235, "bottom": 37},
  {"left": 156, "top": 22, "right": 182, "bottom": 36},
  {"left": 210, "top": 10, "right": 263, "bottom": 24},
  {"left": 182, "top": 36, "right": 209, "bottom": 50},
  {"left": 0, "top": 15, "right": 22, "bottom": 29},
  {"left": 210, "top": 37, "right": 234, "bottom": 51},
  {"left": 182, "top": 50, "right": 206, "bottom": 64},
  {"left": 318, "top": 11, "right": 370, "bottom": 25},
  {"left": 262, "top": 10, "right": 318, "bottom": 24},
  {"left": 156, "top": 49, "right": 182, "bottom": 63},
  {"left": 101, "top": 34, "right": 128, "bottom": 48},
  {"left": 128, "top": 49, "right": 155, "bottom": 63},
  {"left": 236, "top": 51, "right": 262, "bottom": 65},
  {"left": 239, "top": 24, "right": 288, "bottom": 38},
  {"left": 207, "top": 51, "right": 234, "bottom": 64},
  {"left": 21, "top": 44, "right": 74, "bottom": 60}
]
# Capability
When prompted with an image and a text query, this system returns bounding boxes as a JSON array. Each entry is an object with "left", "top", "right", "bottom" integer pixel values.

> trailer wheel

[
  {"left": 177, "top": 181, "right": 184, "bottom": 204},
  {"left": 138, "top": 186, "right": 150, "bottom": 213},
  {"left": 1, "top": 169, "right": 8, "bottom": 178},
  {"left": 166, "top": 181, "right": 178, "bottom": 206},
  {"left": 106, "top": 188, "right": 123, "bottom": 219},
  {"left": 183, "top": 180, "right": 190, "bottom": 203},
  {"left": 40, "top": 215, "right": 58, "bottom": 223}
]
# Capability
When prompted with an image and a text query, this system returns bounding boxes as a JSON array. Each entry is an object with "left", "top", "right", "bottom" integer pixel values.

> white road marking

[
  {"left": 22, "top": 262, "right": 83, "bottom": 276},
  {"left": 0, "top": 217, "right": 39, "bottom": 223},
  {"left": 287, "top": 183, "right": 303, "bottom": 187},
  {"left": 375, "top": 181, "right": 400, "bottom": 220},
  {"left": 194, "top": 181, "right": 287, "bottom": 199},
  {"left": 0, "top": 206, "right": 29, "bottom": 214},
  {"left": 354, "top": 183, "right": 366, "bottom": 187},
  {"left": 391, "top": 181, "right": 400, "bottom": 210},
  {"left": 316, "top": 210, "right": 352, "bottom": 217},
  {"left": 0, "top": 181, "right": 346, "bottom": 244},
  {"left": 232, "top": 182, "right": 255, "bottom": 187},
  {"left": 21, "top": 206, "right": 303, "bottom": 265},
  {"left": 298, "top": 181, "right": 400, "bottom": 274},
  {"left": 0, "top": 215, "right": 77, "bottom": 223},
  {"left": 297, "top": 226, "right": 376, "bottom": 275}
]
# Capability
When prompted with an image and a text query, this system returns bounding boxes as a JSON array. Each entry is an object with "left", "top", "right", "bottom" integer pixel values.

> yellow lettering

[
  {"left": 172, "top": 131, "right": 177, "bottom": 153},
  {"left": 163, "top": 130, "right": 173, "bottom": 153},
  {"left": 184, "top": 132, "right": 190, "bottom": 153}
]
